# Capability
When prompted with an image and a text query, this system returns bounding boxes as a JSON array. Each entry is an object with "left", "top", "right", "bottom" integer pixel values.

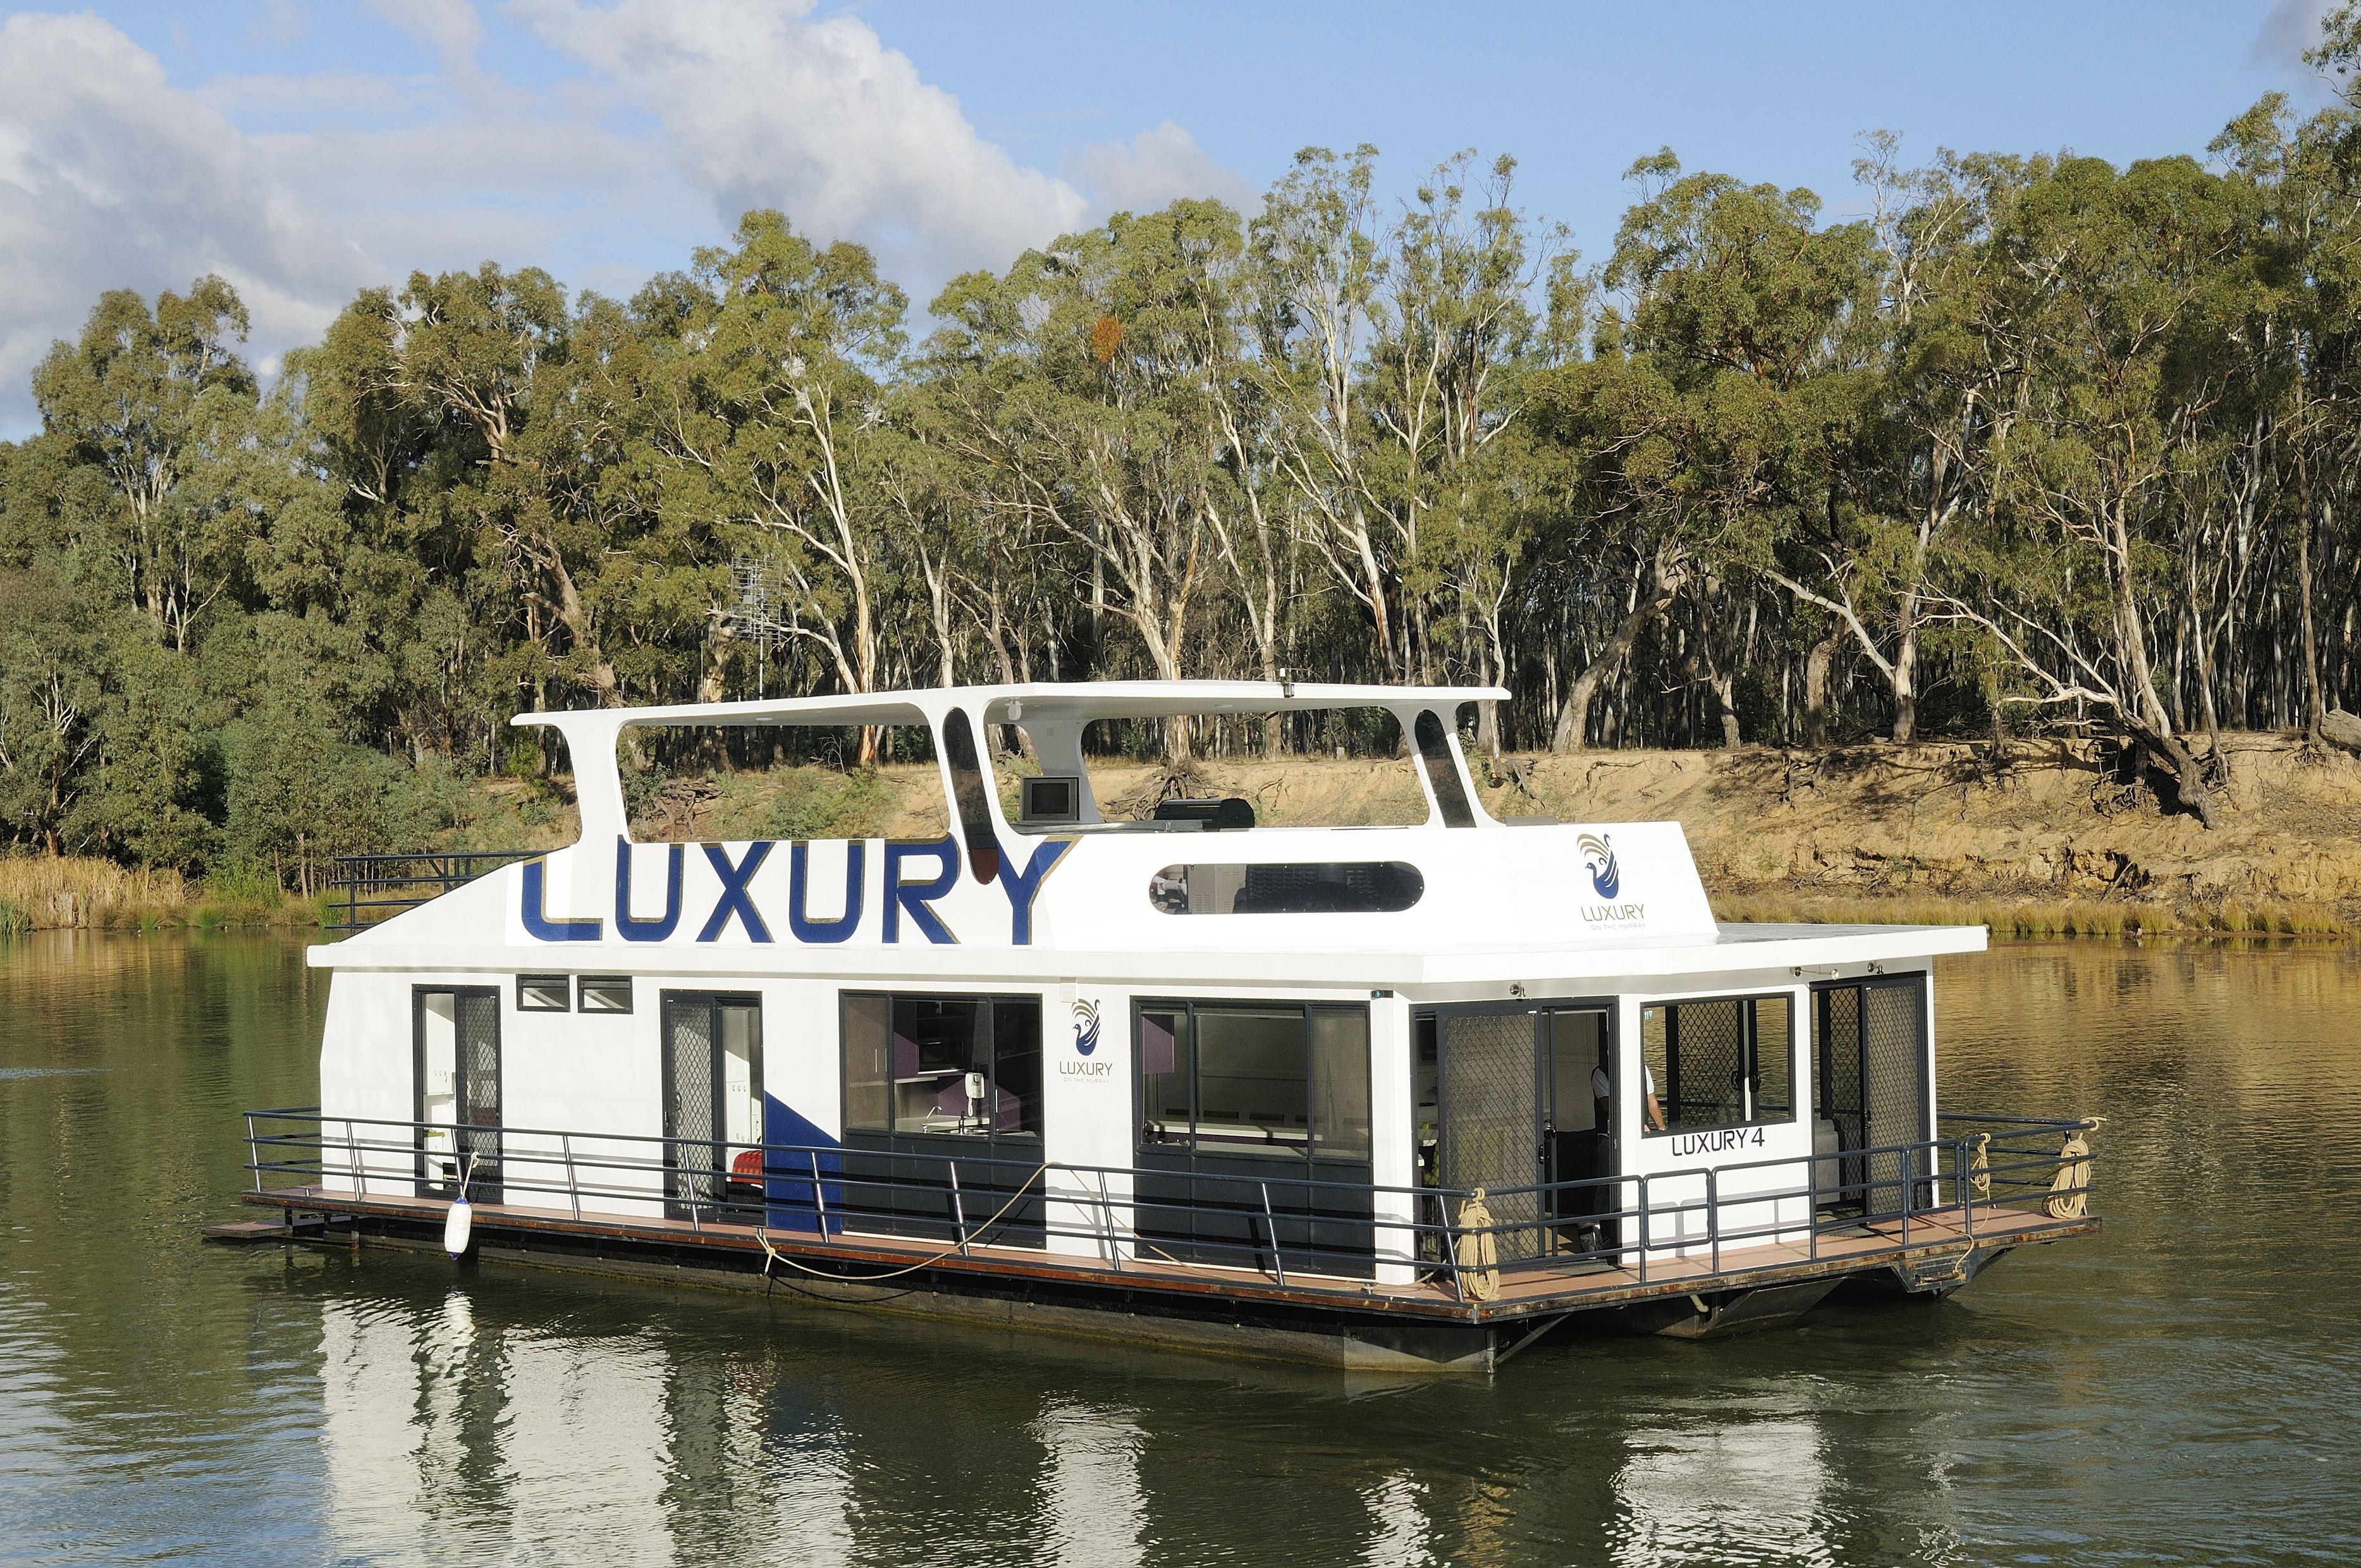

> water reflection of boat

[
  {"left": 222, "top": 681, "right": 2099, "bottom": 1370},
  {"left": 1614, "top": 1416, "right": 1834, "bottom": 1568}
]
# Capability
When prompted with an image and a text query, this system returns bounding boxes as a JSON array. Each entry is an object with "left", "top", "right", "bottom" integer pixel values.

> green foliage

[
  {"left": 756, "top": 768, "right": 895, "bottom": 843},
  {"left": 15, "top": 14, "right": 2361, "bottom": 878}
]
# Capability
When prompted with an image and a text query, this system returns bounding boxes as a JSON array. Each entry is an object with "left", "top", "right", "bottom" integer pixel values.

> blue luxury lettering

[
  {"left": 696, "top": 842, "right": 775, "bottom": 943},
  {"left": 995, "top": 838, "right": 1075, "bottom": 945},
  {"left": 522, "top": 857, "right": 603, "bottom": 941},
  {"left": 883, "top": 836, "right": 959, "bottom": 945},
  {"left": 614, "top": 839, "right": 684, "bottom": 941},
  {"left": 787, "top": 842, "right": 864, "bottom": 944}
]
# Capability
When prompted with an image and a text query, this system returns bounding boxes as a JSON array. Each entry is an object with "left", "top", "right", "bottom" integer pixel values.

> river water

[{"left": 0, "top": 933, "right": 2352, "bottom": 1566}]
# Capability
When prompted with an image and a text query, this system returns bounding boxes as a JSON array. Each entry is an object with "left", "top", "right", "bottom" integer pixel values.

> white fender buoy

[{"left": 443, "top": 1195, "right": 473, "bottom": 1257}]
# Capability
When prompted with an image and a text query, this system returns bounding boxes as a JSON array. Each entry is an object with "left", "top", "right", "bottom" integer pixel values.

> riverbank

[
  {"left": 9, "top": 730, "right": 2348, "bottom": 936},
  {"left": 0, "top": 857, "right": 326, "bottom": 932},
  {"left": 599, "top": 731, "right": 2361, "bottom": 938}
]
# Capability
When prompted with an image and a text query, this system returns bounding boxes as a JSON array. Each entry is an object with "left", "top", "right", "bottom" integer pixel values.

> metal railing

[
  {"left": 238, "top": 1108, "right": 2096, "bottom": 1306},
  {"left": 326, "top": 852, "right": 536, "bottom": 929}
]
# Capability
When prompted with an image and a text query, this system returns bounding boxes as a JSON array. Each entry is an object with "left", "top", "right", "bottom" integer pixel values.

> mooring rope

[{"left": 754, "top": 1160, "right": 1054, "bottom": 1283}]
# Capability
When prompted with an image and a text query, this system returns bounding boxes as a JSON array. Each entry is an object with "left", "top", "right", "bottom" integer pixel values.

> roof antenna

[{"left": 1279, "top": 667, "right": 1295, "bottom": 700}]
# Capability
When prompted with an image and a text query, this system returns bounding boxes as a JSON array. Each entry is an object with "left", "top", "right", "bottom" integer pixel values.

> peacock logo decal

[
  {"left": 1072, "top": 997, "right": 1101, "bottom": 1057},
  {"left": 1577, "top": 833, "right": 1621, "bottom": 900}
]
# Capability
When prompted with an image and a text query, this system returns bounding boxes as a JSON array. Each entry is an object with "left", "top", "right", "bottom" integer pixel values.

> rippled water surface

[{"left": 1, "top": 933, "right": 2354, "bottom": 1565}]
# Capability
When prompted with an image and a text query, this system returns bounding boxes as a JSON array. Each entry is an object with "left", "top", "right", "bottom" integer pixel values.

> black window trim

[
  {"left": 838, "top": 986, "right": 1046, "bottom": 1142},
  {"left": 1639, "top": 988, "right": 1799, "bottom": 1139},
  {"left": 1131, "top": 996, "right": 1373, "bottom": 1163},
  {"left": 1148, "top": 861, "right": 1425, "bottom": 916},
  {"left": 577, "top": 974, "right": 634, "bottom": 1014},
  {"left": 517, "top": 973, "right": 572, "bottom": 1012}
]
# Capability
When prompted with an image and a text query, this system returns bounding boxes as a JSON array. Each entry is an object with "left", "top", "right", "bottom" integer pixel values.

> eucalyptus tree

[
  {"left": 343, "top": 263, "right": 634, "bottom": 712},
  {"left": 29, "top": 277, "right": 259, "bottom": 653},
  {"left": 1780, "top": 140, "right": 2016, "bottom": 743},
  {"left": 1363, "top": 150, "right": 1559, "bottom": 691},
  {"left": 1251, "top": 147, "right": 1398, "bottom": 677},
  {"left": 1940, "top": 154, "right": 2247, "bottom": 826},
  {"left": 928, "top": 199, "right": 1250, "bottom": 758},
  {"left": 1549, "top": 153, "right": 1879, "bottom": 749}
]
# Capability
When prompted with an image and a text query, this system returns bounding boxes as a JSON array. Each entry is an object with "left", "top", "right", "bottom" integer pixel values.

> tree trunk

[
  {"left": 1551, "top": 546, "right": 1686, "bottom": 754},
  {"left": 2301, "top": 498, "right": 2327, "bottom": 744},
  {"left": 1890, "top": 589, "right": 1919, "bottom": 744},
  {"left": 2111, "top": 503, "right": 2219, "bottom": 828},
  {"left": 1803, "top": 628, "right": 1841, "bottom": 747}
]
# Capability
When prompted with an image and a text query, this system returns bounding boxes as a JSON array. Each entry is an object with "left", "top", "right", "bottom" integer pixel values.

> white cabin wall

[
  {"left": 761, "top": 978, "right": 849, "bottom": 1145},
  {"left": 1047, "top": 982, "right": 1134, "bottom": 1262},
  {"left": 1613, "top": 972, "right": 1816, "bottom": 1259},
  {"left": 318, "top": 970, "right": 418, "bottom": 1199},
  {"left": 1368, "top": 991, "right": 1414, "bottom": 1286},
  {"left": 503, "top": 986, "right": 660, "bottom": 1219}
]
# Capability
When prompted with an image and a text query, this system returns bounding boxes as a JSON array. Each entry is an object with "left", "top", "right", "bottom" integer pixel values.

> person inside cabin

[{"left": 1593, "top": 1062, "right": 1666, "bottom": 1137}]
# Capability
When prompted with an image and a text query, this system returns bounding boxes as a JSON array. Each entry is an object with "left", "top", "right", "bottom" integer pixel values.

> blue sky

[{"left": 0, "top": 1, "right": 2337, "bottom": 435}]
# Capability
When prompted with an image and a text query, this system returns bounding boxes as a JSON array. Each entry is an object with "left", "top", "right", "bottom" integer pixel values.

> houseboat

[{"left": 225, "top": 681, "right": 2099, "bottom": 1371}]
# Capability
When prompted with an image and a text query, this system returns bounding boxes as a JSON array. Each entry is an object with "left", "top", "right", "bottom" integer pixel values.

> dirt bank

[
  {"left": 1480, "top": 734, "right": 2355, "bottom": 935},
  {"left": 25, "top": 733, "right": 2325, "bottom": 936},
  {"left": 584, "top": 732, "right": 2352, "bottom": 937}
]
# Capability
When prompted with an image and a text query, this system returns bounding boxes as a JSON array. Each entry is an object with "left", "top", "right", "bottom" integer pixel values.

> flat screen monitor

[{"left": 1021, "top": 775, "right": 1082, "bottom": 824}]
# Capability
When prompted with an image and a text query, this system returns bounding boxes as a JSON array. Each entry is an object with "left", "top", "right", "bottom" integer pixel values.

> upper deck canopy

[
  {"left": 511, "top": 679, "right": 1509, "bottom": 733},
  {"left": 513, "top": 680, "right": 1508, "bottom": 849}
]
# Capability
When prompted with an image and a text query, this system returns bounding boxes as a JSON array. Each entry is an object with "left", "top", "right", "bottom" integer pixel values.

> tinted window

[
  {"left": 1149, "top": 862, "right": 1423, "bottom": 915},
  {"left": 1641, "top": 994, "right": 1795, "bottom": 1135}
]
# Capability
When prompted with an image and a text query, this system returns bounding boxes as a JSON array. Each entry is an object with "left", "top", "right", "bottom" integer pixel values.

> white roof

[{"left": 512, "top": 680, "right": 1508, "bottom": 733}]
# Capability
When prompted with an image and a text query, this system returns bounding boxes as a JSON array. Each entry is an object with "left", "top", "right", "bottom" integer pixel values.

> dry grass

[
  {"left": 0, "top": 856, "right": 191, "bottom": 932},
  {"left": 0, "top": 855, "right": 326, "bottom": 933},
  {"left": 1, "top": 732, "right": 2350, "bottom": 943},
  {"left": 1714, "top": 890, "right": 2348, "bottom": 940}
]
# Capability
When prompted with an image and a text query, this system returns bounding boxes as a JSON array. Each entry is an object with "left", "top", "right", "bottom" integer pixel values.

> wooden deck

[{"left": 230, "top": 1184, "right": 2094, "bottom": 1326}]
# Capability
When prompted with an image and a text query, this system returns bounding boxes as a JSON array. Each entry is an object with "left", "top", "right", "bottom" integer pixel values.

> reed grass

[
  {"left": 1715, "top": 887, "right": 2350, "bottom": 940},
  {"left": 0, "top": 855, "right": 324, "bottom": 933}
]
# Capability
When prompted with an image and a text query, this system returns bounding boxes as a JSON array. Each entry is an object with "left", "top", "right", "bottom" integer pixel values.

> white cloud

[
  {"left": 362, "top": 0, "right": 484, "bottom": 83},
  {"left": 0, "top": 2, "right": 1239, "bottom": 433},
  {"left": 1074, "top": 119, "right": 1258, "bottom": 219},
  {"left": 0, "top": 12, "right": 368, "bottom": 431},
  {"left": 517, "top": 0, "right": 1091, "bottom": 286}
]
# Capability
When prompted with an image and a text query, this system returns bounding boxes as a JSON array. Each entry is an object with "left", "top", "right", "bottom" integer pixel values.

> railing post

[
  {"left": 1707, "top": 1167, "right": 1720, "bottom": 1276},
  {"left": 948, "top": 1161, "right": 971, "bottom": 1256},
  {"left": 561, "top": 1132, "right": 580, "bottom": 1222},
  {"left": 810, "top": 1152, "right": 833, "bottom": 1243},
  {"left": 1806, "top": 1143, "right": 1819, "bottom": 1261},
  {"left": 346, "top": 1120, "right": 366, "bottom": 1199},
  {"left": 1958, "top": 1137, "right": 1973, "bottom": 1239},
  {"left": 1900, "top": 1146, "right": 1912, "bottom": 1247},
  {"left": 1440, "top": 1193, "right": 1467, "bottom": 1302},
  {"left": 245, "top": 1113, "right": 262, "bottom": 1194},
  {"left": 1260, "top": 1181, "right": 1286, "bottom": 1287},
  {"left": 1637, "top": 1173, "right": 1650, "bottom": 1285}
]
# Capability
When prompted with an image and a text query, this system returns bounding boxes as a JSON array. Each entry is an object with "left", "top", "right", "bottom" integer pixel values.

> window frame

[
  {"left": 577, "top": 975, "right": 634, "bottom": 1014},
  {"left": 517, "top": 974, "right": 572, "bottom": 1013},
  {"left": 1639, "top": 990, "right": 1798, "bottom": 1139},
  {"left": 838, "top": 988, "right": 1045, "bottom": 1142},
  {"left": 1148, "top": 861, "right": 1425, "bottom": 916},
  {"left": 1131, "top": 997, "right": 1373, "bottom": 1163}
]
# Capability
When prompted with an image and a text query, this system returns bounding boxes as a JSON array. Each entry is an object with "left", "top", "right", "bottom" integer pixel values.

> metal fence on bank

[{"left": 326, "top": 852, "right": 534, "bottom": 930}]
